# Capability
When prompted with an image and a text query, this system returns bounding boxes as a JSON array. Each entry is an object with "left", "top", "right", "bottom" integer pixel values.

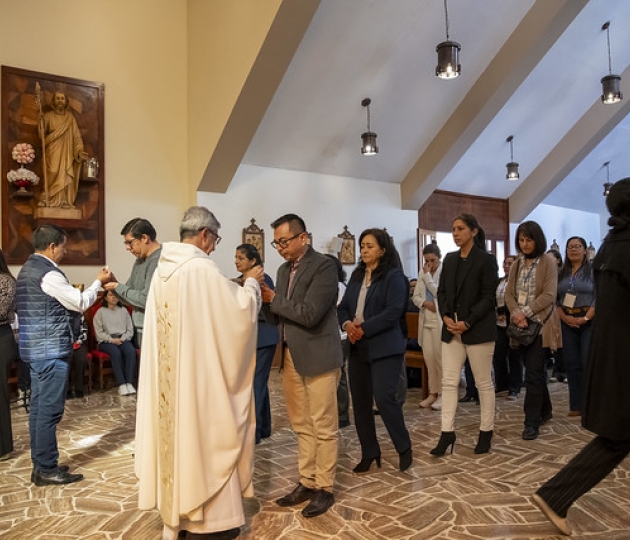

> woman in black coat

[
  {"left": 338, "top": 228, "right": 412, "bottom": 472},
  {"left": 431, "top": 214, "right": 498, "bottom": 456},
  {"left": 533, "top": 178, "right": 630, "bottom": 536}
]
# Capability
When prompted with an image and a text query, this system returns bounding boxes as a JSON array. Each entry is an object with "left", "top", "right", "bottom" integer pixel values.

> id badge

[
  {"left": 563, "top": 293, "right": 577, "bottom": 308},
  {"left": 518, "top": 291, "right": 528, "bottom": 306}
]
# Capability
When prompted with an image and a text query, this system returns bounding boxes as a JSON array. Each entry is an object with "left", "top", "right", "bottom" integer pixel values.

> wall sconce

[
  {"left": 361, "top": 98, "right": 378, "bottom": 155},
  {"left": 506, "top": 135, "right": 519, "bottom": 181},
  {"left": 587, "top": 242, "right": 596, "bottom": 262},
  {"left": 601, "top": 22, "right": 623, "bottom": 104},
  {"left": 603, "top": 161, "right": 614, "bottom": 196},
  {"left": 436, "top": 0, "right": 461, "bottom": 79}
]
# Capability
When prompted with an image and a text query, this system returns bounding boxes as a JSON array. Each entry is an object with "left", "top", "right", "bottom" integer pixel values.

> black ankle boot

[
  {"left": 398, "top": 447, "right": 413, "bottom": 471},
  {"left": 352, "top": 455, "right": 381, "bottom": 473},
  {"left": 474, "top": 430, "right": 493, "bottom": 454},
  {"left": 430, "top": 431, "right": 456, "bottom": 456}
]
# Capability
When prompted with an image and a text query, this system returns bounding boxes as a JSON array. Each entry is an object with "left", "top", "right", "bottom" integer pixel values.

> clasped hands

[
  {"left": 345, "top": 320, "right": 364, "bottom": 344},
  {"left": 510, "top": 310, "right": 529, "bottom": 328},
  {"left": 443, "top": 315, "right": 468, "bottom": 335}
]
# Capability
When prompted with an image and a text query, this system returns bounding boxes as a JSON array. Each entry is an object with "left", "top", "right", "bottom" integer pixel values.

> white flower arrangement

[
  {"left": 11, "top": 143, "right": 36, "bottom": 165},
  {"left": 7, "top": 167, "right": 39, "bottom": 190}
]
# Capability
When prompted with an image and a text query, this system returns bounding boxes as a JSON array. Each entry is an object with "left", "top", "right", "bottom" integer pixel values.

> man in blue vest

[{"left": 16, "top": 224, "right": 110, "bottom": 486}]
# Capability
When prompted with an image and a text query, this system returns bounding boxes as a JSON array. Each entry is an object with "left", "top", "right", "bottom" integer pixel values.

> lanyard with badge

[
  {"left": 517, "top": 261, "right": 535, "bottom": 306},
  {"left": 562, "top": 270, "right": 579, "bottom": 309}
]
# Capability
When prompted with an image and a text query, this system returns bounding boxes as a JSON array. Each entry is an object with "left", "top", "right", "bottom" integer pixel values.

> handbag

[
  {"left": 507, "top": 307, "right": 553, "bottom": 348},
  {"left": 506, "top": 321, "right": 542, "bottom": 347}
]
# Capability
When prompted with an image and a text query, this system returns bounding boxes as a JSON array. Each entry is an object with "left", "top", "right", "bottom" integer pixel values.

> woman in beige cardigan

[{"left": 505, "top": 221, "right": 558, "bottom": 441}]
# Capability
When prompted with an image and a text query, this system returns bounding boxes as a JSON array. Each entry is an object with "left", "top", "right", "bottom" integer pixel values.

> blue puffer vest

[{"left": 16, "top": 255, "right": 73, "bottom": 362}]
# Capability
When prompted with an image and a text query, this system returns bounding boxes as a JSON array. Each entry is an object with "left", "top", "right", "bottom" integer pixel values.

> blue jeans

[
  {"left": 99, "top": 341, "right": 137, "bottom": 386},
  {"left": 561, "top": 320, "right": 592, "bottom": 412},
  {"left": 254, "top": 345, "right": 275, "bottom": 443},
  {"left": 29, "top": 358, "right": 70, "bottom": 472}
]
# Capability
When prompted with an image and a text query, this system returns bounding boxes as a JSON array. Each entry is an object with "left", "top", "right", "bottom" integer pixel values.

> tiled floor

[{"left": 1, "top": 373, "right": 629, "bottom": 539}]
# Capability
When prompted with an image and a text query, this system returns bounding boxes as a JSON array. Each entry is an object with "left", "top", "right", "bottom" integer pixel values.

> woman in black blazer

[
  {"left": 431, "top": 213, "right": 498, "bottom": 456},
  {"left": 338, "top": 228, "right": 412, "bottom": 472}
]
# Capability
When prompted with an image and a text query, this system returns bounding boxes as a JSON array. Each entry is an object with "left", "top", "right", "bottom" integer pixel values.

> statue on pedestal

[{"left": 36, "top": 88, "right": 88, "bottom": 219}]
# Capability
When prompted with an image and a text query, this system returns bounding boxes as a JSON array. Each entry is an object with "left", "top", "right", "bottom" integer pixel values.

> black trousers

[
  {"left": 0, "top": 325, "right": 18, "bottom": 456},
  {"left": 337, "top": 339, "right": 350, "bottom": 424},
  {"left": 537, "top": 435, "right": 630, "bottom": 517},
  {"left": 520, "top": 335, "right": 552, "bottom": 428},
  {"left": 348, "top": 342, "right": 411, "bottom": 458}
]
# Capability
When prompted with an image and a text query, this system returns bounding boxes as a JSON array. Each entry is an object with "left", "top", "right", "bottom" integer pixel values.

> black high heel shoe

[
  {"left": 353, "top": 455, "right": 381, "bottom": 473},
  {"left": 399, "top": 447, "right": 413, "bottom": 471},
  {"left": 474, "top": 430, "right": 493, "bottom": 454},
  {"left": 430, "top": 431, "right": 456, "bottom": 456},
  {"left": 459, "top": 393, "right": 478, "bottom": 403}
]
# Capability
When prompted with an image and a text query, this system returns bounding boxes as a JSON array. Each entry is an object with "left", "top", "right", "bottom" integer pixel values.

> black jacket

[{"left": 437, "top": 245, "right": 498, "bottom": 345}]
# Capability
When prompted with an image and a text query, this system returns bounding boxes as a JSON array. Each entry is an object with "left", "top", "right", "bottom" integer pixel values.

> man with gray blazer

[{"left": 261, "top": 214, "right": 342, "bottom": 518}]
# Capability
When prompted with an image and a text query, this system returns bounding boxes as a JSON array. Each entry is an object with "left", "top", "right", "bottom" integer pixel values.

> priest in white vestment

[{"left": 135, "top": 206, "right": 262, "bottom": 540}]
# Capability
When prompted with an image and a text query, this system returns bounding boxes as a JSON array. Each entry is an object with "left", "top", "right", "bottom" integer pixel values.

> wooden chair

[{"left": 405, "top": 311, "right": 428, "bottom": 400}]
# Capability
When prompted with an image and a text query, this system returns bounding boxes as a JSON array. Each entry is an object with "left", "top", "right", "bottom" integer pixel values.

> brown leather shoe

[
  {"left": 301, "top": 489, "right": 334, "bottom": 518},
  {"left": 275, "top": 483, "right": 316, "bottom": 507}
]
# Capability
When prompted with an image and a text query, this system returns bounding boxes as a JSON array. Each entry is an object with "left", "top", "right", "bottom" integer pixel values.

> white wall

[
  {"left": 509, "top": 203, "right": 602, "bottom": 255},
  {"left": 197, "top": 164, "right": 419, "bottom": 280}
]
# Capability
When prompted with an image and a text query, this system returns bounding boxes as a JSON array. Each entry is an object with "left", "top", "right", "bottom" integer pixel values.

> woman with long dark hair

[
  {"left": 234, "top": 243, "right": 279, "bottom": 444},
  {"left": 0, "top": 249, "right": 18, "bottom": 460},
  {"left": 505, "top": 221, "right": 558, "bottom": 441},
  {"left": 556, "top": 237, "right": 595, "bottom": 417},
  {"left": 430, "top": 214, "right": 498, "bottom": 456},
  {"left": 338, "top": 228, "right": 412, "bottom": 472}
]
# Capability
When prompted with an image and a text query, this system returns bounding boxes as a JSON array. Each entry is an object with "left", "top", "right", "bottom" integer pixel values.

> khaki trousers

[
  {"left": 441, "top": 336, "right": 495, "bottom": 432},
  {"left": 283, "top": 348, "right": 340, "bottom": 492}
]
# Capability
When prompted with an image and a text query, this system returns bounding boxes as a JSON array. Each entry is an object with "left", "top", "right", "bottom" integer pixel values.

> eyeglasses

[
  {"left": 123, "top": 237, "right": 139, "bottom": 247},
  {"left": 567, "top": 244, "right": 584, "bottom": 250},
  {"left": 205, "top": 228, "right": 222, "bottom": 246},
  {"left": 271, "top": 232, "right": 303, "bottom": 249}
]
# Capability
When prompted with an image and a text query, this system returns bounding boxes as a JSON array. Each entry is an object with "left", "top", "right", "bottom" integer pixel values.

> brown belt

[{"left": 563, "top": 306, "right": 589, "bottom": 315}]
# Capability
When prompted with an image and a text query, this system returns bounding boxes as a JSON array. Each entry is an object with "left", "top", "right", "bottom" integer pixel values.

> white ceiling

[{"left": 239, "top": 0, "right": 630, "bottom": 222}]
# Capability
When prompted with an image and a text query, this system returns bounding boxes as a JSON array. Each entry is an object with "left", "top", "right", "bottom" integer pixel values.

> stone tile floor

[{"left": 1, "top": 373, "right": 629, "bottom": 539}]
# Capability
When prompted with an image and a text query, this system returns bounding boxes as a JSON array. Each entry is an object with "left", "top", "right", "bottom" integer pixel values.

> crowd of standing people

[{"left": 2, "top": 182, "right": 630, "bottom": 537}]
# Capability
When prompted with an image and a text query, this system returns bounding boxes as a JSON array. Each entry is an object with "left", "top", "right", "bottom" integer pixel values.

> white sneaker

[
  {"left": 126, "top": 384, "right": 136, "bottom": 395},
  {"left": 431, "top": 396, "right": 442, "bottom": 411},
  {"left": 118, "top": 384, "right": 127, "bottom": 396}
]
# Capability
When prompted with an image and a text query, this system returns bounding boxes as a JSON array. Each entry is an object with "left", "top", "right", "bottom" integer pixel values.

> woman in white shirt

[
  {"left": 412, "top": 243, "right": 443, "bottom": 410},
  {"left": 94, "top": 290, "right": 137, "bottom": 396}
]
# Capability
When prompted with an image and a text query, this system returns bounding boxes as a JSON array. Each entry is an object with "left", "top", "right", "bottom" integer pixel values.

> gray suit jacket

[{"left": 262, "top": 247, "right": 342, "bottom": 377}]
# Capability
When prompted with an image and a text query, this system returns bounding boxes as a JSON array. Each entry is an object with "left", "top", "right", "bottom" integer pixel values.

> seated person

[
  {"left": 94, "top": 290, "right": 137, "bottom": 396},
  {"left": 67, "top": 316, "right": 88, "bottom": 399}
]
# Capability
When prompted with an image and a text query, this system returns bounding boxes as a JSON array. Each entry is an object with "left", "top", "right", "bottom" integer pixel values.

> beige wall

[
  {"left": 187, "top": 0, "right": 282, "bottom": 199},
  {"left": 1, "top": 0, "right": 189, "bottom": 283}
]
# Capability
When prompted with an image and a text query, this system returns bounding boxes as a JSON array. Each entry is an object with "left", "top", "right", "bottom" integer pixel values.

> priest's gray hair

[{"left": 179, "top": 206, "right": 221, "bottom": 240}]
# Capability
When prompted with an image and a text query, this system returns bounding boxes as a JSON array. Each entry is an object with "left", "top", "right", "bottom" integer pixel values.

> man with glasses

[
  {"left": 262, "top": 214, "right": 343, "bottom": 518},
  {"left": 104, "top": 218, "right": 161, "bottom": 348},
  {"left": 136, "top": 206, "right": 262, "bottom": 540}
]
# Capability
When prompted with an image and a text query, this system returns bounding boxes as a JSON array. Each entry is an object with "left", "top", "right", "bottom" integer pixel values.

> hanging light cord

[
  {"left": 604, "top": 161, "right": 610, "bottom": 182},
  {"left": 507, "top": 135, "right": 514, "bottom": 161},
  {"left": 366, "top": 103, "right": 371, "bottom": 132},
  {"left": 604, "top": 22, "right": 613, "bottom": 75},
  {"left": 443, "top": 0, "right": 450, "bottom": 40}
]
